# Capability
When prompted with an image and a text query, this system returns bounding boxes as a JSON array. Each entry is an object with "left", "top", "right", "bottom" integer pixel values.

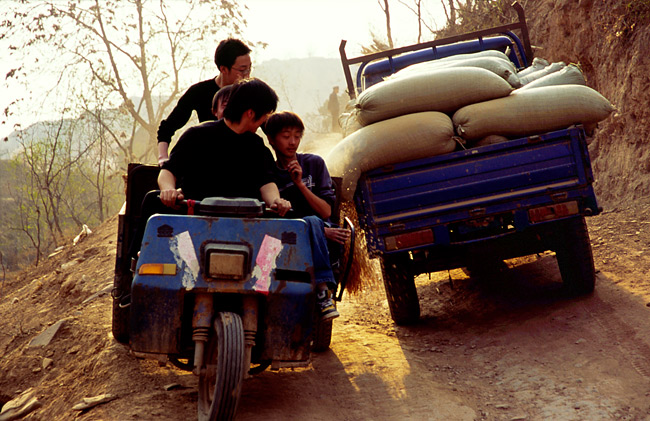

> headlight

[{"left": 204, "top": 243, "right": 250, "bottom": 280}]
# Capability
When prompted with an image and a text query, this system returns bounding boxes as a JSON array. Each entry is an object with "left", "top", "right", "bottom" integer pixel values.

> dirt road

[
  {"left": 1, "top": 130, "right": 649, "bottom": 419},
  {"left": 235, "top": 256, "right": 650, "bottom": 421},
  {"left": 2, "top": 205, "right": 650, "bottom": 420}
]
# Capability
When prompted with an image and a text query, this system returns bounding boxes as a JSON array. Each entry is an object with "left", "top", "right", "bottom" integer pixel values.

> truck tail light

[
  {"left": 138, "top": 263, "right": 177, "bottom": 275},
  {"left": 528, "top": 201, "right": 579, "bottom": 223},
  {"left": 204, "top": 243, "right": 250, "bottom": 280},
  {"left": 385, "top": 229, "right": 434, "bottom": 251}
]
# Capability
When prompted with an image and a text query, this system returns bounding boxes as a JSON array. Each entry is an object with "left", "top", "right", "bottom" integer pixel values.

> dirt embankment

[{"left": 526, "top": 0, "right": 650, "bottom": 207}]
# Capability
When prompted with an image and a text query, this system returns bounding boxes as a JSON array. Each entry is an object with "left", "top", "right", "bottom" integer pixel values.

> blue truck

[{"left": 339, "top": 2, "right": 601, "bottom": 325}]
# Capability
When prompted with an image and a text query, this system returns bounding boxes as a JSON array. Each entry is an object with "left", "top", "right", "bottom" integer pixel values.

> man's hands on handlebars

[
  {"left": 160, "top": 188, "right": 184, "bottom": 209},
  {"left": 159, "top": 189, "right": 291, "bottom": 217},
  {"left": 269, "top": 197, "right": 291, "bottom": 217}
]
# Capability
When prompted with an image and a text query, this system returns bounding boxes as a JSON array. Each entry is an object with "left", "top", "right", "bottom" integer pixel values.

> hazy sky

[
  {"left": 0, "top": 1, "right": 447, "bottom": 139},
  {"left": 243, "top": 0, "right": 446, "bottom": 61}
]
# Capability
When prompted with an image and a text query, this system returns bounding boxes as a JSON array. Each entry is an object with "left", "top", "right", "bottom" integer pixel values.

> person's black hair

[
  {"left": 211, "top": 85, "right": 234, "bottom": 114},
  {"left": 214, "top": 38, "right": 251, "bottom": 69},
  {"left": 223, "top": 78, "right": 278, "bottom": 123},
  {"left": 262, "top": 111, "right": 305, "bottom": 140}
]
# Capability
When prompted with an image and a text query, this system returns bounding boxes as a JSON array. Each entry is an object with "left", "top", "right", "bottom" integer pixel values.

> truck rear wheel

[
  {"left": 553, "top": 216, "right": 596, "bottom": 296},
  {"left": 380, "top": 255, "right": 420, "bottom": 325},
  {"left": 198, "top": 312, "right": 245, "bottom": 421}
]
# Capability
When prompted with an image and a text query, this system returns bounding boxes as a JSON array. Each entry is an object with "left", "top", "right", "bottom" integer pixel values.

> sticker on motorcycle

[
  {"left": 252, "top": 234, "right": 284, "bottom": 294},
  {"left": 170, "top": 230, "right": 200, "bottom": 290}
]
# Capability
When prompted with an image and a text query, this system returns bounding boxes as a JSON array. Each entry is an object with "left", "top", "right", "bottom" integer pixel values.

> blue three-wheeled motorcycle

[{"left": 112, "top": 164, "right": 354, "bottom": 420}]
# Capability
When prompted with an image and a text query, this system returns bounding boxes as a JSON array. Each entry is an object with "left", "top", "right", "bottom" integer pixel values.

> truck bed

[{"left": 355, "top": 125, "right": 600, "bottom": 257}]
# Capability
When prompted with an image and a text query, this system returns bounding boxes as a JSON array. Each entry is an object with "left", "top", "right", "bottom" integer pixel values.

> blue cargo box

[{"left": 355, "top": 126, "right": 601, "bottom": 256}]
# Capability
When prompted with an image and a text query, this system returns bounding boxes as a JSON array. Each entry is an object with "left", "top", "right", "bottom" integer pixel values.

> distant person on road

[
  {"left": 327, "top": 86, "right": 340, "bottom": 132},
  {"left": 263, "top": 111, "right": 351, "bottom": 320},
  {"left": 157, "top": 38, "right": 252, "bottom": 165}
]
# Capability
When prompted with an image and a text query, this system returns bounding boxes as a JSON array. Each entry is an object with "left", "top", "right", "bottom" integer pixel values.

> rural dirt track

[{"left": 1, "top": 192, "right": 649, "bottom": 420}]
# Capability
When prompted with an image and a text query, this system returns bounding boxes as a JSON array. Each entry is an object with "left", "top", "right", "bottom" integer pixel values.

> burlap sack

[
  {"left": 519, "top": 62, "right": 565, "bottom": 85},
  {"left": 339, "top": 112, "right": 363, "bottom": 137},
  {"left": 355, "top": 67, "right": 513, "bottom": 126},
  {"left": 325, "top": 112, "right": 457, "bottom": 201},
  {"left": 396, "top": 56, "right": 520, "bottom": 87},
  {"left": 398, "top": 49, "right": 513, "bottom": 72},
  {"left": 518, "top": 64, "right": 586, "bottom": 90},
  {"left": 453, "top": 85, "right": 615, "bottom": 140},
  {"left": 517, "top": 57, "right": 549, "bottom": 77}
]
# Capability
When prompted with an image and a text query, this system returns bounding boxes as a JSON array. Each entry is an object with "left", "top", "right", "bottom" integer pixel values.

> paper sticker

[
  {"left": 170, "top": 230, "right": 199, "bottom": 290},
  {"left": 251, "top": 235, "right": 283, "bottom": 294}
]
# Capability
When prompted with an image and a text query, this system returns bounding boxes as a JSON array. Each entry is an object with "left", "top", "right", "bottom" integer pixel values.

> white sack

[
  {"left": 517, "top": 64, "right": 586, "bottom": 90},
  {"left": 398, "top": 49, "right": 513, "bottom": 73},
  {"left": 453, "top": 84, "right": 615, "bottom": 140},
  {"left": 396, "top": 56, "right": 520, "bottom": 88},
  {"left": 326, "top": 112, "right": 457, "bottom": 201},
  {"left": 339, "top": 112, "right": 363, "bottom": 137},
  {"left": 355, "top": 67, "right": 513, "bottom": 126},
  {"left": 516, "top": 57, "right": 549, "bottom": 77},
  {"left": 519, "top": 61, "right": 566, "bottom": 85}
]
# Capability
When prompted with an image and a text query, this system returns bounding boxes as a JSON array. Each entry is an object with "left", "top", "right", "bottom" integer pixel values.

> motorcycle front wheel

[{"left": 198, "top": 312, "right": 245, "bottom": 421}]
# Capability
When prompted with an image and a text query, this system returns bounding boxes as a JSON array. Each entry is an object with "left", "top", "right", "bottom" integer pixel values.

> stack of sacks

[
  {"left": 326, "top": 51, "right": 614, "bottom": 200},
  {"left": 338, "top": 50, "right": 519, "bottom": 135},
  {"left": 353, "top": 66, "right": 513, "bottom": 126},
  {"left": 454, "top": 58, "right": 614, "bottom": 144},
  {"left": 327, "top": 50, "right": 519, "bottom": 198}
]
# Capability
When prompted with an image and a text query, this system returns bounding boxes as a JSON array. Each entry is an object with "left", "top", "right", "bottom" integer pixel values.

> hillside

[{"left": 526, "top": 0, "right": 650, "bottom": 207}]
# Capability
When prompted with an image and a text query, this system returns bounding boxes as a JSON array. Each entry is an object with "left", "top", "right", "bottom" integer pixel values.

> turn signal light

[
  {"left": 385, "top": 229, "right": 434, "bottom": 251},
  {"left": 138, "top": 263, "right": 177, "bottom": 275},
  {"left": 529, "top": 201, "right": 579, "bottom": 223}
]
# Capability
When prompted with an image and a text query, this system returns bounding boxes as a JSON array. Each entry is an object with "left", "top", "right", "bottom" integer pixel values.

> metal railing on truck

[{"left": 339, "top": 1, "right": 533, "bottom": 97}]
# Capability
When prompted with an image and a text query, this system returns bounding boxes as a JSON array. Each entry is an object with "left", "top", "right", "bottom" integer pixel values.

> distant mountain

[
  {"left": 255, "top": 57, "right": 348, "bottom": 118},
  {"left": 0, "top": 57, "right": 351, "bottom": 159}
]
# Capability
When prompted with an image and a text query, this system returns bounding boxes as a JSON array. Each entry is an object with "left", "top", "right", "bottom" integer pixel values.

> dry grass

[{"left": 339, "top": 201, "right": 382, "bottom": 295}]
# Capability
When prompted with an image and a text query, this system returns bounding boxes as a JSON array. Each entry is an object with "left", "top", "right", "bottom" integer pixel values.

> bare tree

[
  {"left": 398, "top": 0, "right": 442, "bottom": 42},
  {"left": 2, "top": 0, "right": 251, "bottom": 166},
  {"left": 378, "top": 0, "right": 395, "bottom": 49}
]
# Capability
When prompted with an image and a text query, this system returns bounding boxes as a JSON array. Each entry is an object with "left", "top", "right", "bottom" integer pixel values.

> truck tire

[
  {"left": 380, "top": 255, "right": 420, "bottom": 325},
  {"left": 312, "top": 318, "right": 333, "bottom": 352},
  {"left": 553, "top": 216, "right": 596, "bottom": 296},
  {"left": 198, "top": 312, "right": 245, "bottom": 421}
]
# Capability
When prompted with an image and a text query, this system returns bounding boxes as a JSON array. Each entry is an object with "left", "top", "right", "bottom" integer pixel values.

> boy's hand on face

[
  {"left": 270, "top": 198, "right": 291, "bottom": 217},
  {"left": 286, "top": 160, "right": 303, "bottom": 186},
  {"left": 324, "top": 227, "right": 351, "bottom": 245}
]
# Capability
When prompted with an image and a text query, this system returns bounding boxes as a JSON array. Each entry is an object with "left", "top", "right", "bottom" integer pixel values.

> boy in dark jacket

[{"left": 263, "top": 111, "right": 351, "bottom": 320}]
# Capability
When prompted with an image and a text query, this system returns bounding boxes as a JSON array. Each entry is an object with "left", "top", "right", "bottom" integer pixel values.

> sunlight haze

[{"left": 0, "top": 1, "right": 446, "bottom": 140}]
